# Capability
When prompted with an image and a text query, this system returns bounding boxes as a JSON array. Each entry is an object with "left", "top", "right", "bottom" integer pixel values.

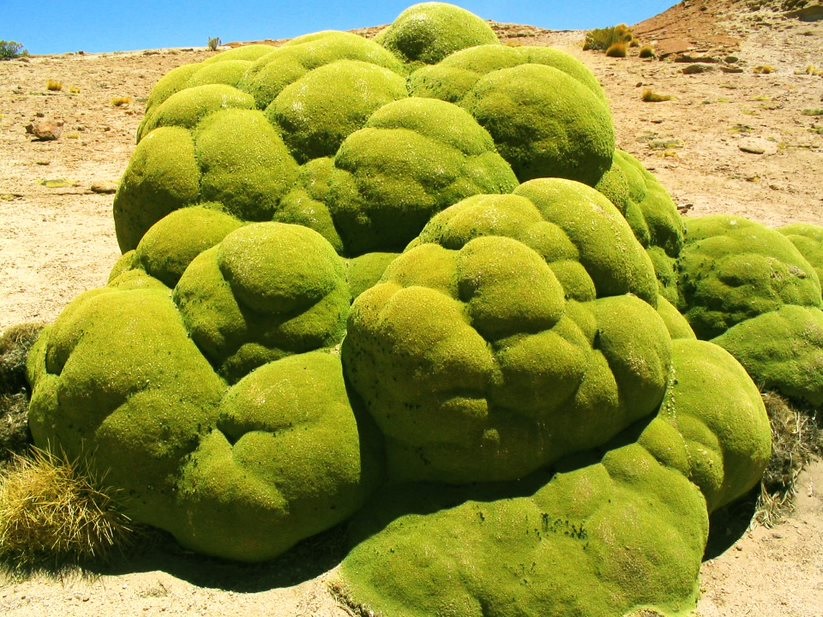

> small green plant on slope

[
  {"left": 0, "top": 41, "right": 27, "bottom": 60},
  {"left": 0, "top": 447, "right": 133, "bottom": 571}
]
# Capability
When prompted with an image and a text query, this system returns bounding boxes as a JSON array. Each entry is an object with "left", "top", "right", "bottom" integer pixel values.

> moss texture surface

[{"left": 26, "top": 3, "right": 780, "bottom": 614}]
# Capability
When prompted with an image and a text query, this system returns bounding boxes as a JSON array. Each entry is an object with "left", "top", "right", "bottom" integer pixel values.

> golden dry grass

[
  {"left": 0, "top": 447, "right": 133, "bottom": 569},
  {"left": 46, "top": 80, "right": 63, "bottom": 92}
]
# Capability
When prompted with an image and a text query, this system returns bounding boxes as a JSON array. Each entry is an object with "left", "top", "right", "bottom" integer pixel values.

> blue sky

[{"left": 1, "top": 1, "right": 678, "bottom": 56}]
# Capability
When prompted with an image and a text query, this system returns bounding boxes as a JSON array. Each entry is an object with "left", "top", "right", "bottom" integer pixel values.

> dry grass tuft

[
  {"left": 642, "top": 89, "right": 671, "bottom": 102},
  {"left": 584, "top": 24, "right": 635, "bottom": 52},
  {"left": 605, "top": 42, "right": 627, "bottom": 58},
  {"left": 111, "top": 96, "right": 133, "bottom": 107},
  {"left": 0, "top": 447, "right": 133, "bottom": 570},
  {"left": 753, "top": 65, "right": 776, "bottom": 74},
  {"left": 46, "top": 80, "right": 63, "bottom": 92},
  {"left": 754, "top": 392, "right": 822, "bottom": 527},
  {"left": 639, "top": 45, "right": 656, "bottom": 59}
]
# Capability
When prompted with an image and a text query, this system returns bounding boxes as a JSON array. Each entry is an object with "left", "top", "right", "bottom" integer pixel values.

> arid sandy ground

[{"left": 0, "top": 2, "right": 821, "bottom": 615}]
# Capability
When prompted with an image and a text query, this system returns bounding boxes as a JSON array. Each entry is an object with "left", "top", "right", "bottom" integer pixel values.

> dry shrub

[
  {"left": 46, "top": 80, "right": 63, "bottom": 91},
  {"left": 111, "top": 96, "right": 133, "bottom": 107},
  {"left": 754, "top": 392, "right": 822, "bottom": 527},
  {"left": 583, "top": 24, "right": 634, "bottom": 51},
  {"left": 641, "top": 89, "right": 671, "bottom": 102},
  {"left": 753, "top": 65, "right": 776, "bottom": 74},
  {"left": 605, "top": 42, "right": 627, "bottom": 58},
  {"left": 0, "top": 447, "right": 133, "bottom": 569},
  {"left": 639, "top": 45, "right": 656, "bottom": 59}
]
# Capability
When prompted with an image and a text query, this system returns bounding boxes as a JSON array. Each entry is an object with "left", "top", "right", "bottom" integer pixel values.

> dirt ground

[{"left": 0, "top": 1, "right": 821, "bottom": 615}]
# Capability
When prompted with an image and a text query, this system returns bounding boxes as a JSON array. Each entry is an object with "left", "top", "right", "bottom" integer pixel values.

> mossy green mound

[
  {"left": 677, "top": 215, "right": 821, "bottom": 339},
  {"left": 713, "top": 305, "right": 823, "bottom": 407},
  {"left": 780, "top": 223, "right": 823, "bottom": 286},
  {"left": 377, "top": 2, "right": 500, "bottom": 65},
  {"left": 409, "top": 44, "right": 614, "bottom": 185},
  {"left": 26, "top": 224, "right": 377, "bottom": 562},
  {"left": 344, "top": 179, "right": 668, "bottom": 483},
  {"left": 595, "top": 149, "right": 685, "bottom": 303},
  {"left": 173, "top": 223, "right": 350, "bottom": 382},
  {"left": 339, "top": 338, "right": 769, "bottom": 616}
]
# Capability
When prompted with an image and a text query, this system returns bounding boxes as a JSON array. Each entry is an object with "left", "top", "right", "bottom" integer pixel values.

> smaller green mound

[
  {"left": 267, "top": 59, "right": 408, "bottom": 162},
  {"left": 657, "top": 296, "right": 696, "bottom": 340},
  {"left": 173, "top": 223, "right": 350, "bottom": 382},
  {"left": 138, "top": 84, "right": 256, "bottom": 141},
  {"left": 641, "top": 339, "right": 771, "bottom": 512},
  {"left": 461, "top": 63, "right": 614, "bottom": 185},
  {"left": 678, "top": 215, "right": 821, "bottom": 339},
  {"left": 113, "top": 127, "right": 202, "bottom": 252},
  {"left": 26, "top": 285, "right": 227, "bottom": 526},
  {"left": 377, "top": 2, "right": 500, "bottom": 65},
  {"left": 133, "top": 206, "right": 244, "bottom": 288},
  {"left": 595, "top": 150, "right": 685, "bottom": 303},
  {"left": 173, "top": 351, "right": 382, "bottom": 562},
  {"left": 713, "top": 305, "right": 823, "bottom": 407},
  {"left": 344, "top": 183, "right": 670, "bottom": 484},
  {"left": 409, "top": 44, "right": 606, "bottom": 103},
  {"left": 780, "top": 223, "right": 823, "bottom": 287},
  {"left": 239, "top": 31, "right": 405, "bottom": 109},
  {"left": 328, "top": 97, "right": 518, "bottom": 255}
]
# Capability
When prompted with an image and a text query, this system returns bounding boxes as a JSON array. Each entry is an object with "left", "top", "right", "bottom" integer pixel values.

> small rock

[
  {"left": 738, "top": 137, "right": 777, "bottom": 155},
  {"left": 720, "top": 66, "right": 745, "bottom": 74},
  {"left": 90, "top": 181, "right": 118, "bottom": 194},
  {"left": 682, "top": 64, "right": 713, "bottom": 75},
  {"left": 25, "top": 120, "right": 64, "bottom": 141}
]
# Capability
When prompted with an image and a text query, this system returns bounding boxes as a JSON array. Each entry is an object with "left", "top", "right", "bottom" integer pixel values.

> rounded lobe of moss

[
  {"left": 174, "top": 223, "right": 350, "bottom": 382},
  {"left": 642, "top": 339, "right": 771, "bottom": 511},
  {"left": 514, "top": 179, "right": 659, "bottom": 304},
  {"left": 201, "top": 44, "right": 278, "bottom": 64},
  {"left": 461, "top": 63, "right": 615, "bottom": 185},
  {"left": 135, "top": 206, "right": 244, "bottom": 288},
  {"left": 144, "top": 63, "right": 201, "bottom": 113},
  {"left": 379, "top": 2, "right": 500, "bottom": 65},
  {"left": 328, "top": 98, "right": 518, "bottom": 255},
  {"left": 27, "top": 286, "right": 226, "bottom": 525},
  {"left": 410, "top": 44, "right": 606, "bottom": 103},
  {"left": 240, "top": 31, "right": 404, "bottom": 109},
  {"left": 268, "top": 59, "right": 408, "bottom": 162},
  {"left": 340, "top": 442, "right": 707, "bottom": 617},
  {"left": 780, "top": 223, "right": 823, "bottom": 287},
  {"left": 218, "top": 223, "right": 344, "bottom": 314},
  {"left": 456, "top": 236, "right": 565, "bottom": 340},
  {"left": 172, "top": 351, "right": 381, "bottom": 561},
  {"left": 346, "top": 252, "right": 399, "bottom": 299},
  {"left": 114, "top": 126, "right": 201, "bottom": 252},
  {"left": 194, "top": 109, "right": 299, "bottom": 221},
  {"left": 656, "top": 295, "right": 696, "bottom": 340},
  {"left": 678, "top": 215, "right": 821, "bottom": 338},
  {"left": 713, "top": 305, "right": 823, "bottom": 406},
  {"left": 138, "top": 84, "right": 256, "bottom": 140}
]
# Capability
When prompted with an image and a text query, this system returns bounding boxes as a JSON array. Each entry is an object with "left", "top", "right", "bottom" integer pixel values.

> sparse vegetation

[
  {"left": 583, "top": 24, "right": 635, "bottom": 52},
  {"left": 208, "top": 36, "right": 221, "bottom": 51},
  {"left": 605, "top": 42, "right": 627, "bottom": 58},
  {"left": 754, "top": 393, "right": 822, "bottom": 527},
  {"left": 0, "top": 323, "right": 42, "bottom": 461},
  {"left": 753, "top": 65, "right": 776, "bottom": 74},
  {"left": 46, "top": 80, "right": 63, "bottom": 92},
  {"left": 642, "top": 89, "right": 671, "bottom": 102},
  {"left": 0, "top": 447, "right": 133, "bottom": 570},
  {"left": 801, "top": 108, "right": 823, "bottom": 116},
  {"left": 0, "top": 40, "right": 27, "bottom": 60},
  {"left": 639, "top": 45, "right": 656, "bottom": 59},
  {"left": 111, "top": 96, "right": 133, "bottom": 107},
  {"left": 803, "top": 65, "right": 822, "bottom": 76}
]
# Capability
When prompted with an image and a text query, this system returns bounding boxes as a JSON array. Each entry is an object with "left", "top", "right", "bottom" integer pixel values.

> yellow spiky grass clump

[{"left": 0, "top": 448, "right": 133, "bottom": 568}]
